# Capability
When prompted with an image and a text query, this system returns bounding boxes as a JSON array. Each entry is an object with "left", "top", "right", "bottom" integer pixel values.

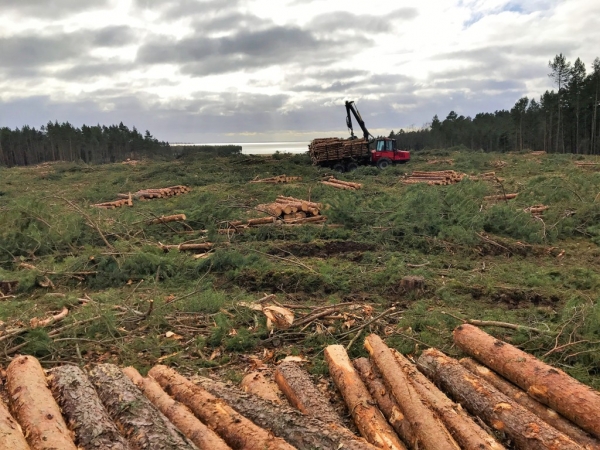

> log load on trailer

[{"left": 309, "top": 101, "right": 410, "bottom": 172}]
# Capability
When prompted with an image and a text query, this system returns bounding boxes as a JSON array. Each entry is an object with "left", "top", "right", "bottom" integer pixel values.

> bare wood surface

[
  {"left": 460, "top": 357, "right": 600, "bottom": 450},
  {"left": 274, "top": 362, "right": 341, "bottom": 423},
  {"left": 325, "top": 345, "right": 406, "bottom": 450},
  {"left": 149, "top": 365, "right": 294, "bottom": 450},
  {"left": 149, "top": 214, "right": 187, "bottom": 225},
  {"left": 192, "top": 374, "right": 379, "bottom": 450},
  {"left": 363, "top": 334, "right": 460, "bottom": 450},
  {"left": 353, "top": 358, "right": 417, "bottom": 447},
  {"left": 391, "top": 350, "right": 504, "bottom": 450},
  {"left": 454, "top": 324, "right": 600, "bottom": 439},
  {"left": 417, "top": 348, "right": 583, "bottom": 450},
  {"left": 123, "top": 367, "right": 231, "bottom": 450},
  {"left": 49, "top": 365, "right": 130, "bottom": 450},
  {"left": 89, "top": 364, "right": 197, "bottom": 450},
  {"left": 241, "top": 371, "right": 282, "bottom": 404},
  {"left": 0, "top": 396, "right": 30, "bottom": 450},
  {"left": 6, "top": 355, "right": 77, "bottom": 450}
]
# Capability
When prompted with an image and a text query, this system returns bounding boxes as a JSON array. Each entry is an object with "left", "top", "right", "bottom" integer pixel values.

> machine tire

[
  {"left": 346, "top": 162, "right": 359, "bottom": 172},
  {"left": 376, "top": 158, "right": 392, "bottom": 169},
  {"left": 332, "top": 163, "right": 345, "bottom": 173}
]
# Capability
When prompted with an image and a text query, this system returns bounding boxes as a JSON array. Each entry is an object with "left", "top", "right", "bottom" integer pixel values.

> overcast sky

[{"left": 1, "top": 0, "right": 598, "bottom": 143}]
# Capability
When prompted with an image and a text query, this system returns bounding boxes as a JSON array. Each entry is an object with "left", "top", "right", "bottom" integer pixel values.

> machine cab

[
  {"left": 371, "top": 138, "right": 410, "bottom": 164},
  {"left": 375, "top": 138, "right": 397, "bottom": 152}
]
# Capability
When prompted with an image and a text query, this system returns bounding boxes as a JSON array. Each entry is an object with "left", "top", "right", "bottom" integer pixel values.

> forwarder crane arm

[{"left": 345, "top": 100, "right": 374, "bottom": 141}]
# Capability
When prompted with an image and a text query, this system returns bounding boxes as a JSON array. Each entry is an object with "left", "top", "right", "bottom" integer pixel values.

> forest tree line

[
  {"left": 392, "top": 54, "right": 600, "bottom": 154},
  {"left": 0, "top": 122, "right": 170, "bottom": 167}
]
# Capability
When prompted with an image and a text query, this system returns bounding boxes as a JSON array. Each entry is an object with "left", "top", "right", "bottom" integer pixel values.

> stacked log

[
  {"left": 321, "top": 176, "right": 363, "bottom": 190},
  {"left": 574, "top": 161, "right": 600, "bottom": 167},
  {"left": 309, "top": 138, "right": 370, "bottom": 165},
  {"left": 223, "top": 196, "right": 326, "bottom": 233},
  {"left": 402, "top": 170, "right": 465, "bottom": 186},
  {"left": 132, "top": 185, "right": 191, "bottom": 200},
  {"left": 92, "top": 196, "right": 132, "bottom": 209},
  {"left": 469, "top": 171, "right": 504, "bottom": 182},
  {"left": 524, "top": 204, "right": 549, "bottom": 217},
  {"left": 531, "top": 151, "right": 547, "bottom": 156},
  {"left": 250, "top": 175, "right": 302, "bottom": 183}
]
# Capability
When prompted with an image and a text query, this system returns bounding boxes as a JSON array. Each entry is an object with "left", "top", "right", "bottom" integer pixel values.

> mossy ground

[{"left": 1, "top": 149, "right": 600, "bottom": 386}]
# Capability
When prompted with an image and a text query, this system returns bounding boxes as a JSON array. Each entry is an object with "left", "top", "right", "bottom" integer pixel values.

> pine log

[
  {"left": 123, "top": 367, "right": 230, "bottom": 450},
  {"left": 321, "top": 181, "right": 356, "bottom": 190},
  {"left": 363, "top": 334, "right": 460, "bottom": 450},
  {"left": 247, "top": 216, "right": 277, "bottom": 226},
  {"left": 417, "top": 348, "right": 584, "bottom": 450},
  {"left": 6, "top": 355, "right": 77, "bottom": 450},
  {"left": 0, "top": 396, "right": 30, "bottom": 450},
  {"left": 391, "top": 350, "right": 505, "bottom": 450},
  {"left": 277, "top": 196, "right": 322, "bottom": 210},
  {"left": 454, "top": 324, "right": 600, "bottom": 439},
  {"left": 240, "top": 371, "right": 282, "bottom": 404},
  {"left": 49, "top": 365, "right": 130, "bottom": 450},
  {"left": 282, "top": 215, "right": 326, "bottom": 224},
  {"left": 460, "top": 357, "right": 600, "bottom": 449},
  {"left": 326, "top": 178, "right": 363, "bottom": 189},
  {"left": 324, "top": 345, "right": 406, "bottom": 450},
  {"left": 353, "top": 358, "right": 417, "bottom": 447},
  {"left": 483, "top": 193, "right": 518, "bottom": 200},
  {"left": 149, "top": 214, "right": 187, "bottom": 225},
  {"left": 193, "top": 374, "right": 379, "bottom": 450},
  {"left": 89, "top": 364, "right": 197, "bottom": 450},
  {"left": 274, "top": 362, "right": 341, "bottom": 423},
  {"left": 148, "top": 365, "right": 294, "bottom": 450}
]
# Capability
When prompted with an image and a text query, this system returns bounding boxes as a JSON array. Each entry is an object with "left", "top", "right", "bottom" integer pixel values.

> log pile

[
  {"left": 402, "top": 170, "right": 466, "bottom": 186},
  {"left": 524, "top": 204, "right": 549, "bottom": 217},
  {"left": 468, "top": 171, "right": 504, "bottom": 182},
  {"left": 222, "top": 196, "right": 326, "bottom": 233},
  {"left": 92, "top": 186, "right": 191, "bottom": 209},
  {"left": 530, "top": 151, "right": 547, "bottom": 156},
  {"left": 574, "top": 161, "right": 600, "bottom": 168},
  {"left": 92, "top": 194, "right": 133, "bottom": 209},
  {"left": 309, "top": 138, "right": 370, "bottom": 164},
  {"left": 250, "top": 175, "right": 303, "bottom": 184},
  {"left": 321, "top": 176, "right": 363, "bottom": 190}
]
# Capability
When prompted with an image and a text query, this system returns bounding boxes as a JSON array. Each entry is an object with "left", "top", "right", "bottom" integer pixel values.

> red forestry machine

[{"left": 308, "top": 101, "right": 410, "bottom": 171}]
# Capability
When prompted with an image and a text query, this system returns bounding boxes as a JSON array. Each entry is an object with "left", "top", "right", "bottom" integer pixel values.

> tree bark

[
  {"left": 148, "top": 214, "right": 187, "bottom": 225},
  {"left": 391, "top": 350, "right": 504, "bottom": 450},
  {"left": 148, "top": 365, "right": 294, "bottom": 450},
  {"left": 49, "top": 365, "right": 130, "bottom": 450},
  {"left": 460, "top": 358, "right": 600, "bottom": 450},
  {"left": 241, "top": 371, "right": 283, "bottom": 404},
  {"left": 417, "top": 348, "right": 583, "bottom": 450},
  {"left": 193, "top": 374, "right": 379, "bottom": 450},
  {"left": 123, "top": 367, "right": 230, "bottom": 450},
  {"left": 0, "top": 396, "right": 30, "bottom": 450},
  {"left": 454, "top": 324, "right": 600, "bottom": 439},
  {"left": 325, "top": 345, "right": 406, "bottom": 450},
  {"left": 353, "top": 358, "right": 417, "bottom": 447},
  {"left": 88, "top": 364, "right": 197, "bottom": 450},
  {"left": 363, "top": 334, "right": 460, "bottom": 450},
  {"left": 274, "top": 362, "right": 341, "bottom": 423},
  {"left": 6, "top": 355, "right": 77, "bottom": 450}
]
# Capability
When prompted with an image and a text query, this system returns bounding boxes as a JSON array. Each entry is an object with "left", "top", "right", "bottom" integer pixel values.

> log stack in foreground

[{"left": 402, "top": 170, "right": 466, "bottom": 185}]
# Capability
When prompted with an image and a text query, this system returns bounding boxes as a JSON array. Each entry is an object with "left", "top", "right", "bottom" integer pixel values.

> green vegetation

[{"left": 1, "top": 149, "right": 600, "bottom": 388}]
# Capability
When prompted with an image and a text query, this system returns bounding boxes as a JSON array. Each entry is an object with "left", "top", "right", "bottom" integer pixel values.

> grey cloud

[
  {"left": 92, "top": 26, "right": 138, "bottom": 47},
  {"left": 192, "top": 11, "right": 272, "bottom": 33},
  {"left": 308, "top": 8, "right": 418, "bottom": 34},
  {"left": 54, "top": 61, "right": 136, "bottom": 80},
  {"left": 134, "top": 0, "right": 242, "bottom": 20},
  {"left": 0, "top": 0, "right": 110, "bottom": 18}
]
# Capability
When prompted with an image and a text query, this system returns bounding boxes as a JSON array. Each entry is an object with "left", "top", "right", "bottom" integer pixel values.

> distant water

[{"left": 174, "top": 142, "right": 309, "bottom": 155}]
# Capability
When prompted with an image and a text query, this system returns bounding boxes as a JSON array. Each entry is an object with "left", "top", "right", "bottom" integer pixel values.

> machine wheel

[
  {"left": 376, "top": 158, "right": 392, "bottom": 169},
  {"left": 346, "top": 162, "right": 359, "bottom": 172},
  {"left": 332, "top": 163, "right": 345, "bottom": 172}
]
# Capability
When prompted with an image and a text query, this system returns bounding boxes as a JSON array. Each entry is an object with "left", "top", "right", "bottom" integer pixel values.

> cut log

[
  {"left": 391, "top": 351, "right": 505, "bottom": 450},
  {"left": 483, "top": 193, "right": 518, "bottom": 200},
  {"left": 353, "top": 358, "right": 417, "bottom": 447},
  {"left": 160, "top": 242, "right": 213, "bottom": 252},
  {"left": 148, "top": 365, "right": 294, "bottom": 450},
  {"left": 193, "top": 374, "right": 379, "bottom": 450},
  {"left": 88, "top": 364, "right": 197, "bottom": 450},
  {"left": 123, "top": 367, "right": 230, "bottom": 450},
  {"left": 30, "top": 306, "right": 69, "bottom": 328},
  {"left": 325, "top": 177, "right": 363, "bottom": 189},
  {"left": 460, "top": 357, "right": 600, "bottom": 449},
  {"left": 282, "top": 215, "right": 326, "bottom": 224},
  {"left": 149, "top": 214, "right": 187, "bottom": 225},
  {"left": 324, "top": 345, "right": 406, "bottom": 450},
  {"left": 49, "top": 365, "right": 130, "bottom": 450},
  {"left": 363, "top": 334, "right": 460, "bottom": 450},
  {"left": 454, "top": 324, "right": 600, "bottom": 439},
  {"left": 240, "top": 371, "right": 282, "bottom": 404},
  {"left": 0, "top": 396, "right": 30, "bottom": 450},
  {"left": 6, "top": 355, "right": 77, "bottom": 450},
  {"left": 417, "top": 348, "right": 584, "bottom": 450},
  {"left": 274, "top": 362, "right": 341, "bottom": 423},
  {"left": 247, "top": 216, "right": 276, "bottom": 226}
]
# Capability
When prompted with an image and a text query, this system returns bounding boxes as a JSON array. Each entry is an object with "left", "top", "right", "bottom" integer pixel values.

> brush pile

[
  {"left": 321, "top": 176, "right": 363, "bottom": 190},
  {"left": 3, "top": 325, "right": 599, "bottom": 450},
  {"left": 250, "top": 175, "right": 302, "bottom": 184},
  {"left": 402, "top": 170, "right": 466, "bottom": 185},
  {"left": 222, "top": 196, "right": 326, "bottom": 233},
  {"left": 308, "top": 138, "right": 370, "bottom": 164}
]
